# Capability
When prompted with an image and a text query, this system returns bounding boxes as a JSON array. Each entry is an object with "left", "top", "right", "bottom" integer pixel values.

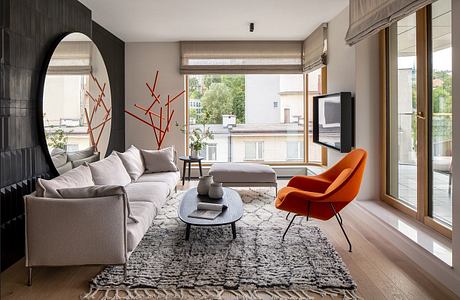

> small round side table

[{"left": 179, "top": 156, "right": 204, "bottom": 185}]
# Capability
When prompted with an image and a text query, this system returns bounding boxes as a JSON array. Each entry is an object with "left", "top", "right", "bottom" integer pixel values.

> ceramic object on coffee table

[
  {"left": 197, "top": 175, "right": 213, "bottom": 195},
  {"left": 208, "top": 182, "right": 224, "bottom": 199}
]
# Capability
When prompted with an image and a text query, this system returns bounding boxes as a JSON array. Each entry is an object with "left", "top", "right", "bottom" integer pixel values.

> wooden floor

[{"left": 1, "top": 180, "right": 458, "bottom": 300}]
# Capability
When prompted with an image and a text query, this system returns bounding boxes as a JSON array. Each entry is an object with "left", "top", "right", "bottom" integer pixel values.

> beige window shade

[
  {"left": 302, "top": 23, "right": 328, "bottom": 73},
  {"left": 48, "top": 41, "right": 92, "bottom": 74},
  {"left": 346, "top": 0, "right": 434, "bottom": 46},
  {"left": 180, "top": 41, "right": 303, "bottom": 74}
]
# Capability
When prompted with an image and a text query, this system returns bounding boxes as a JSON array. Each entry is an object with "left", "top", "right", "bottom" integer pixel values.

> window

[
  {"left": 382, "top": 0, "right": 452, "bottom": 237},
  {"left": 200, "top": 143, "right": 217, "bottom": 161},
  {"left": 187, "top": 74, "right": 306, "bottom": 164},
  {"left": 245, "top": 141, "right": 264, "bottom": 160},
  {"left": 287, "top": 141, "right": 304, "bottom": 160},
  {"left": 306, "top": 68, "right": 325, "bottom": 163}
]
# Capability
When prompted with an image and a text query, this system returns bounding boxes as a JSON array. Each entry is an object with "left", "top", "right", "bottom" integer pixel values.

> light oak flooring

[{"left": 1, "top": 180, "right": 458, "bottom": 300}]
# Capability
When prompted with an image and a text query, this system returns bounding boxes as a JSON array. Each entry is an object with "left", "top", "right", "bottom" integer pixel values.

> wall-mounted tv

[{"left": 313, "top": 92, "right": 354, "bottom": 153}]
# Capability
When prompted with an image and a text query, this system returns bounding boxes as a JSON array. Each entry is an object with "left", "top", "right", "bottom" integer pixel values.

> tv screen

[{"left": 313, "top": 92, "right": 354, "bottom": 153}]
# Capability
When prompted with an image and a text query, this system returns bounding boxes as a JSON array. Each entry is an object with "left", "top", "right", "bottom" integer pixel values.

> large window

[
  {"left": 187, "top": 74, "right": 306, "bottom": 164},
  {"left": 382, "top": 0, "right": 452, "bottom": 236}
]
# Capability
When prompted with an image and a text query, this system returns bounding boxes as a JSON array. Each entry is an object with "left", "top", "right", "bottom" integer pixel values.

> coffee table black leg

[
  {"left": 231, "top": 222, "right": 236, "bottom": 239},
  {"left": 198, "top": 160, "right": 203, "bottom": 177},
  {"left": 182, "top": 161, "right": 186, "bottom": 185},
  {"left": 185, "top": 224, "right": 191, "bottom": 240},
  {"left": 187, "top": 161, "right": 191, "bottom": 181}
]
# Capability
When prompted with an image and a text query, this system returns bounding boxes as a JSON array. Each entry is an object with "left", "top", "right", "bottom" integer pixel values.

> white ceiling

[{"left": 79, "top": 0, "right": 348, "bottom": 42}]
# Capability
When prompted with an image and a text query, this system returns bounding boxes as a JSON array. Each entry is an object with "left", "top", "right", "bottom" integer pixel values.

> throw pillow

[
  {"left": 57, "top": 185, "right": 138, "bottom": 223},
  {"left": 36, "top": 165, "right": 94, "bottom": 198},
  {"left": 141, "top": 147, "right": 178, "bottom": 173},
  {"left": 115, "top": 145, "right": 145, "bottom": 181},
  {"left": 88, "top": 153, "right": 132, "bottom": 186},
  {"left": 67, "top": 146, "right": 96, "bottom": 161}
]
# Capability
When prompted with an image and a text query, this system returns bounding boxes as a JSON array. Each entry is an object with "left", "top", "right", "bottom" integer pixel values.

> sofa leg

[{"left": 27, "top": 267, "right": 32, "bottom": 286}]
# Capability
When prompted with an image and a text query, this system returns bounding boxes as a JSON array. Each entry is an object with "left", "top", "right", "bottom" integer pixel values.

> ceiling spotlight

[{"left": 249, "top": 23, "right": 255, "bottom": 32}]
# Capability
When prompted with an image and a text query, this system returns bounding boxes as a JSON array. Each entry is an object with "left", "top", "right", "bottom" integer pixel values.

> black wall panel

[{"left": 0, "top": 0, "right": 125, "bottom": 271}]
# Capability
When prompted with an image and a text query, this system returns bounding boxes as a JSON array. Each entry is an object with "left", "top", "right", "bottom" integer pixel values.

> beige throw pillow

[
  {"left": 115, "top": 145, "right": 145, "bottom": 181},
  {"left": 36, "top": 165, "right": 94, "bottom": 198},
  {"left": 141, "top": 147, "right": 178, "bottom": 173},
  {"left": 88, "top": 153, "right": 132, "bottom": 186},
  {"left": 57, "top": 185, "right": 138, "bottom": 223}
]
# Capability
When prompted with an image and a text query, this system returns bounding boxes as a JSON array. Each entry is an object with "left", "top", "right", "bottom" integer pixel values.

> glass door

[{"left": 386, "top": 13, "right": 418, "bottom": 211}]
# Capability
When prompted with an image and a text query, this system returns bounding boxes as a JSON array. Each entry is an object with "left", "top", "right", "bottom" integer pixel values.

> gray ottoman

[{"left": 209, "top": 163, "right": 277, "bottom": 192}]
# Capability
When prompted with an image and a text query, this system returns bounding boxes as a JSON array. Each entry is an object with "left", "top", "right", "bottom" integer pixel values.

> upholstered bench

[{"left": 209, "top": 163, "right": 277, "bottom": 192}]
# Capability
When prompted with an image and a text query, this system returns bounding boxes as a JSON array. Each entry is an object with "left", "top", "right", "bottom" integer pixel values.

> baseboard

[{"left": 353, "top": 202, "right": 460, "bottom": 296}]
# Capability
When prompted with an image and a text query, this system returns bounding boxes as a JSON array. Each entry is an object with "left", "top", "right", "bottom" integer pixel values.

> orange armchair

[{"left": 275, "top": 148, "right": 367, "bottom": 252}]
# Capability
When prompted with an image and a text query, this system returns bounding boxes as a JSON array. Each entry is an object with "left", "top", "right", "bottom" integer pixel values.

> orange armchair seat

[{"left": 275, "top": 148, "right": 368, "bottom": 251}]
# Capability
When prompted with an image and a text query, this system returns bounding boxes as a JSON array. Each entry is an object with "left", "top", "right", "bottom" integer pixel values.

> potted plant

[{"left": 189, "top": 126, "right": 214, "bottom": 158}]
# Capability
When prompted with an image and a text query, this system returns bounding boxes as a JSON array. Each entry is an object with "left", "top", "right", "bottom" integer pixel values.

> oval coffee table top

[{"left": 178, "top": 187, "right": 243, "bottom": 226}]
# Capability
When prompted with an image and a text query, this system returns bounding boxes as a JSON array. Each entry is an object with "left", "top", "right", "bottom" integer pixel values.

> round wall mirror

[{"left": 42, "top": 32, "right": 111, "bottom": 174}]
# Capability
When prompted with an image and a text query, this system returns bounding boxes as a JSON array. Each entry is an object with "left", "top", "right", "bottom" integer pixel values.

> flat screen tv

[{"left": 313, "top": 92, "right": 354, "bottom": 153}]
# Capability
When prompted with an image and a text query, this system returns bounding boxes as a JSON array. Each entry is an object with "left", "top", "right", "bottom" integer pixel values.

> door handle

[{"left": 416, "top": 112, "right": 426, "bottom": 120}]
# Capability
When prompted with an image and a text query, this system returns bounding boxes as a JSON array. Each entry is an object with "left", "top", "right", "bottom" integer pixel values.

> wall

[
  {"left": 326, "top": 7, "right": 380, "bottom": 201},
  {"left": 0, "top": 1, "right": 125, "bottom": 271},
  {"left": 125, "top": 43, "right": 186, "bottom": 154}
]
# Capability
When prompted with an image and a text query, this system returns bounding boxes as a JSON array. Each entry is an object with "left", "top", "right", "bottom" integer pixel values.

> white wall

[
  {"left": 326, "top": 7, "right": 380, "bottom": 201},
  {"left": 125, "top": 42, "right": 186, "bottom": 155}
]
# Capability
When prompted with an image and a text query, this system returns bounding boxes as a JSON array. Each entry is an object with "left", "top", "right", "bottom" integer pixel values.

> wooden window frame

[
  {"left": 184, "top": 71, "right": 328, "bottom": 167},
  {"left": 379, "top": 6, "right": 452, "bottom": 239}
]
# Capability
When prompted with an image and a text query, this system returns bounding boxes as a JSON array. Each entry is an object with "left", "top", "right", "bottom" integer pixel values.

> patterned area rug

[{"left": 84, "top": 188, "right": 358, "bottom": 300}]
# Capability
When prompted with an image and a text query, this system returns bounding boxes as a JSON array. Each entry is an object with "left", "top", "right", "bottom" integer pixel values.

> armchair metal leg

[
  {"left": 123, "top": 263, "right": 128, "bottom": 281},
  {"left": 285, "top": 212, "right": 291, "bottom": 220},
  {"left": 282, "top": 214, "right": 298, "bottom": 241},
  {"left": 330, "top": 203, "right": 352, "bottom": 252},
  {"left": 27, "top": 267, "right": 32, "bottom": 286}
]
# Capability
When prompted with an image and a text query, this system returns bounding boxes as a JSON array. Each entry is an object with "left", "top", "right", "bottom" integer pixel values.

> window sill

[{"left": 357, "top": 199, "right": 452, "bottom": 266}]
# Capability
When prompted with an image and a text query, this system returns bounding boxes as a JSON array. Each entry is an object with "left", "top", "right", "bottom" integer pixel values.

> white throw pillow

[
  {"left": 88, "top": 153, "right": 132, "bottom": 186},
  {"left": 141, "top": 147, "right": 178, "bottom": 173},
  {"left": 36, "top": 165, "right": 94, "bottom": 198},
  {"left": 115, "top": 145, "right": 145, "bottom": 181}
]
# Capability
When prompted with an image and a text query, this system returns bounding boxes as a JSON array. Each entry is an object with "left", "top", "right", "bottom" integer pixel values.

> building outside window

[
  {"left": 287, "top": 141, "right": 304, "bottom": 160},
  {"left": 187, "top": 74, "right": 305, "bottom": 164},
  {"left": 245, "top": 141, "right": 264, "bottom": 161}
]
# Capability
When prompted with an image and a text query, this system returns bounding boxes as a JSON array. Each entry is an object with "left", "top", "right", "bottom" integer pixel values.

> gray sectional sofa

[{"left": 24, "top": 145, "right": 179, "bottom": 285}]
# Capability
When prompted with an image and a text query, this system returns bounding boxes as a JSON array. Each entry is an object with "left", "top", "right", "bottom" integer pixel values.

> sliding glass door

[
  {"left": 429, "top": 0, "right": 452, "bottom": 227},
  {"left": 386, "top": 13, "right": 418, "bottom": 210},
  {"left": 383, "top": 0, "right": 452, "bottom": 237}
]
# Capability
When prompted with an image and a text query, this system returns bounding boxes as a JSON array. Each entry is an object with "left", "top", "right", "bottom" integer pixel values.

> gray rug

[{"left": 84, "top": 188, "right": 358, "bottom": 300}]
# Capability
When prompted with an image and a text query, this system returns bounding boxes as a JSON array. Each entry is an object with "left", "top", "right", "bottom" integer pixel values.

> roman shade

[
  {"left": 303, "top": 23, "right": 328, "bottom": 73},
  {"left": 345, "top": 0, "right": 434, "bottom": 46},
  {"left": 180, "top": 41, "right": 303, "bottom": 74},
  {"left": 48, "top": 41, "right": 92, "bottom": 74}
]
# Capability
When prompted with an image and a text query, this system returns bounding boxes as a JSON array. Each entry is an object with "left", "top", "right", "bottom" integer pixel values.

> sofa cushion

[
  {"left": 56, "top": 161, "right": 73, "bottom": 175},
  {"left": 71, "top": 153, "right": 100, "bottom": 168},
  {"left": 67, "top": 146, "right": 96, "bottom": 161},
  {"left": 127, "top": 201, "right": 156, "bottom": 252},
  {"left": 51, "top": 149, "right": 68, "bottom": 168},
  {"left": 209, "top": 163, "right": 276, "bottom": 183},
  {"left": 115, "top": 145, "right": 145, "bottom": 181},
  {"left": 88, "top": 153, "right": 131, "bottom": 186},
  {"left": 56, "top": 185, "right": 138, "bottom": 223},
  {"left": 141, "top": 147, "right": 178, "bottom": 173},
  {"left": 36, "top": 165, "right": 94, "bottom": 198},
  {"left": 124, "top": 182, "right": 169, "bottom": 209},
  {"left": 136, "top": 171, "right": 179, "bottom": 193}
]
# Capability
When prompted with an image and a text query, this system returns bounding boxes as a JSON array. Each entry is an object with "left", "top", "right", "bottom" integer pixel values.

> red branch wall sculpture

[
  {"left": 85, "top": 72, "right": 112, "bottom": 152},
  {"left": 125, "top": 70, "right": 185, "bottom": 149}
]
